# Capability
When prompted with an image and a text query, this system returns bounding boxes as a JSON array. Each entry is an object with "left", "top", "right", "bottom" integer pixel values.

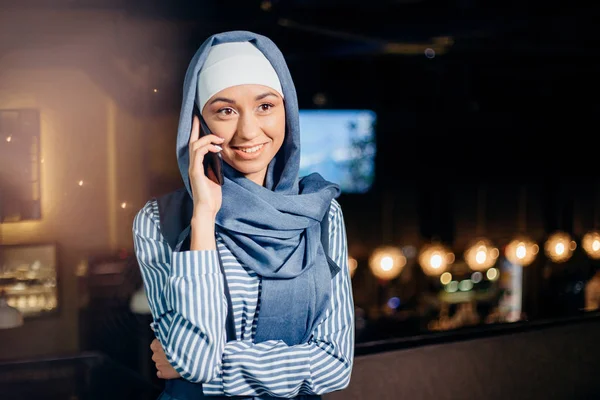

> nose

[{"left": 236, "top": 112, "right": 261, "bottom": 141}]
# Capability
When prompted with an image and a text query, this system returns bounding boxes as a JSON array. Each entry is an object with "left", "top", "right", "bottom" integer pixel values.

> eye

[
  {"left": 259, "top": 103, "right": 274, "bottom": 112},
  {"left": 217, "top": 107, "right": 235, "bottom": 116}
]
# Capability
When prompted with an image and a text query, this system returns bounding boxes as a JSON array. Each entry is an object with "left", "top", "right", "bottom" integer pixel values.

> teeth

[{"left": 239, "top": 144, "right": 263, "bottom": 153}]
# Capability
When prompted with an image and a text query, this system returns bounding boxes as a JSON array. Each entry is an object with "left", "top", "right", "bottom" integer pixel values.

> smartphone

[{"left": 197, "top": 114, "right": 224, "bottom": 186}]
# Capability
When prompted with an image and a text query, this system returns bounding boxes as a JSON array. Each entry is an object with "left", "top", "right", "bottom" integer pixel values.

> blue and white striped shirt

[{"left": 132, "top": 198, "right": 354, "bottom": 398}]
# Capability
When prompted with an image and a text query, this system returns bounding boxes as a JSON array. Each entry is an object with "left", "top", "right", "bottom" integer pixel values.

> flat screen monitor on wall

[{"left": 298, "top": 109, "right": 376, "bottom": 194}]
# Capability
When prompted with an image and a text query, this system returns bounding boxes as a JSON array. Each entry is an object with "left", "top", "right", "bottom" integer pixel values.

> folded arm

[
  {"left": 133, "top": 200, "right": 227, "bottom": 383},
  {"left": 203, "top": 200, "right": 355, "bottom": 397}
]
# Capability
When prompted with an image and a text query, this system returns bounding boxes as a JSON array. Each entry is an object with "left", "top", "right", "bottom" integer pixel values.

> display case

[{"left": 0, "top": 243, "right": 58, "bottom": 317}]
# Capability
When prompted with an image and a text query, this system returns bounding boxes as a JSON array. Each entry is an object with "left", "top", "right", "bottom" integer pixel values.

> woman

[{"left": 133, "top": 31, "right": 354, "bottom": 399}]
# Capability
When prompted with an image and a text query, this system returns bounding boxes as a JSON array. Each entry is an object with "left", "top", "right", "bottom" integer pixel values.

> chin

[
  {"left": 226, "top": 160, "right": 267, "bottom": 175},
  {"left": 237, "top": 166, "right": 268, "bottom": 176}
]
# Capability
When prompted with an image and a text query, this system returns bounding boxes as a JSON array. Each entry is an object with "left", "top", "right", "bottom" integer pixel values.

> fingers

[
  {"left": 156, "top": 368, "right": 180, "bottom": 380},
  {"left": 188, "top": 118, "right": 224, "bottom": 182},
  {"left": 189, "top": 142, "right": 223, "bottom": 180},
  {"left": 150, "top": 340, "right": 180, "bottom": 380},
  {"left": 189, "top": 115, "right": 224, "bottom": 147},
  {"left": 190, "top": 134, "right": 224, "bottom": 151},
  {"left": 154, "top": 358, "right": 181, "bottom": 380},
  {"left": 150, "top": 338, "right": 161, "bottom": 352},
  {"left": 150, "top": 339, "right": 165, "bottom": 359},
  {"left": 191, "top": 142, "right": 223, "bottom": 158}
]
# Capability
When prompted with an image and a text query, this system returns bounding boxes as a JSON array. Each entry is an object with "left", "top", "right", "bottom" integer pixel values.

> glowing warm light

[
  {"left": 582, "top": 231, "right": 600, "bottom": 260},
  {"left": 6, "top": 135, "right": 12, "bottom": 142},
  {"left": 78, "top": 180, "right": 84, "bottom": 186},
  {"left": 260, "top": 0, "right": 272, "bottom": 11},
  {"left": 516, "top": 244, "right": 527, "bottom": 259},
  {"left": 368, "top": 246, "right": 406, "bottom": 280},
  {"left": 555, "top": 243, "right": 564, "bottom": 255},
  {"left": 464, "top": 238, "right": 498, "bottom": 271},
  {"left": 312, "top": 93, "right": 327, "bottom": 106},
  {"left": 431, "top": 254, "right": 442, "bottom": 269},
  {"left": 476, "top": 250, "right": 486, "bottom": 263},
  {"left": 153, "top": 88, "right": 159, "bottom": 93},
  {"left": 419, "top": 243, "right": 454, "bottom": 276},
  {"left": 487, "top": 268, "right": 499, "bottom": 281},
  {"left": 381, "top": 256, "right": 393, "bottom": 271},
  {"left": 75, "top": 259, "right": 89, "bottom": 277},
  {"left": 348, "top": 256, "right": 358, "bottom": 277},
  {"left": 440, "top": 272, "right": 452, "bottom": 285},
  {"left": 505, "top": 236, "right": 538, "bottom": 266},
  {"left": 121, "top": 202, "right": 127, "bottom": 209},
  {"left": 544, "top": 231, "right": 576, "bottom": 263}
]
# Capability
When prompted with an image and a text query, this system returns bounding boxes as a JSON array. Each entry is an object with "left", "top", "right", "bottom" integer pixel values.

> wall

[
  {"left": 325, "top": 315, "right": 600, "bottom": 400},
  {"left": 0, "top": 49, "right": 148, "bottom": 360}
]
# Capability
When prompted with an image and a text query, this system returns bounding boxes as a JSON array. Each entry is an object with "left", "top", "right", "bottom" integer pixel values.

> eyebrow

[
  {"left": 208, "top": 97, "right": 235, "bottom": 106},
  {"left": 255, "top": 92, "right": 280, "bottom": 101},
  {"left": 208, "top": 91, "right": 280, "bottom": 106}
]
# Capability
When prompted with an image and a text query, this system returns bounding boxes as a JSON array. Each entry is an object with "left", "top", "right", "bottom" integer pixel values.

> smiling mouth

[
  {"left": 231, "top": 143, "right": 268, "bottom": 159},
  {"left": 234, "top": 144, "right": 265, "bottom": 153}
]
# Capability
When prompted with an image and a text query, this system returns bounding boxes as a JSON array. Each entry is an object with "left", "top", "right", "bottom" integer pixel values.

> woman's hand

[
  {"left": 150, "top": 338, "right": 181, "bottom": 379},
  {"left": 188, "top": 114, "right": 224, "bottom": 217}
]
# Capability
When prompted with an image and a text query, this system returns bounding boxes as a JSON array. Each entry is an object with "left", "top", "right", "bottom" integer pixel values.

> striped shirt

[{"left": 132, "top": 198, "right": 354, "bottom": 398}]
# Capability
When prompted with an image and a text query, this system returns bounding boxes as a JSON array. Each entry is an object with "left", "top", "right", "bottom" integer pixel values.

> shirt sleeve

[
  {"left": 132, "top": 200, "right": 228, "bottom": 383},
  {"left": 204, "top": 199, "right": 355, "bottom": 398}
]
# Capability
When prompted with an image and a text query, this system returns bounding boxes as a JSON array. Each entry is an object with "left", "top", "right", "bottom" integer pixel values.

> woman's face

[{"left": 201, "top": 84, "right": 285, "bottom": 186}]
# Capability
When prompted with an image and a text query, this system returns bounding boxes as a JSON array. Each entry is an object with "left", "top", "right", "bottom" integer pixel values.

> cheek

[
  {"left": 262, "top": 113, "right": 286, "bottom": 143},
  {"left": 209, "top": 121, "right": 236, "bottom": 142}
]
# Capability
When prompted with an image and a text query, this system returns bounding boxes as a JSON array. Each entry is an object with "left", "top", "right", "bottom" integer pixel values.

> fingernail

[
  {"left": 214, "top": 145, "right": 223, "bottom": 151},
  {"left": 218, "top": 136, "right": 225, "bottom": 141}
]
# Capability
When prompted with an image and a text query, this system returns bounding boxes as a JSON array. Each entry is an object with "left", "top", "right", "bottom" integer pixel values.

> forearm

[
  {"left": 160, "top": 249, "right": 227, "bottom": 382},
  {"left": 221, "top": 340, "right": 312, "bottom": 397},
  {"left": 153, "top": 311, "right": 225, "bottom": 383},
  {"left": 190, "top": 208, "right": 217, "bottom": 250},
  {"left": 217, "top": 338, "right": 352, "bottom": 397},
  {"left": 133, "top": 204, "right": 227, "bottom": 383}
]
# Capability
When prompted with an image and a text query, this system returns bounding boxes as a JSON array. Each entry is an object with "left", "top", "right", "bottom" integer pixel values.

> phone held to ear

[{"left": 198, "top": 115, "right": 224, "bottom": 186}]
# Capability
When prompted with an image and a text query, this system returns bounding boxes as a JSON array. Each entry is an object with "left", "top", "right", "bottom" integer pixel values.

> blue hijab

[{"left": 175, "top": 31, "right": 341, "bottom": 345}]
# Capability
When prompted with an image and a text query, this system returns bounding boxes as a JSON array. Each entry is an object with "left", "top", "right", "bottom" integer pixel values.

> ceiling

[
  {"left": 0, "top": 1, "right": 596, "bottom": 135},
  {"left": 0, "top": 1, "right": 596, "bottom": 180}
]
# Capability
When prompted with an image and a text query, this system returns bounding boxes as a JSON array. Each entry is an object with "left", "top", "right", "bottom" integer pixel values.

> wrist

[
  {"left": 192, "top": 207, "right": 217, "bottom": 224},
  {"left": 190, "top": 209, "right": 217, "bottom": 251}
]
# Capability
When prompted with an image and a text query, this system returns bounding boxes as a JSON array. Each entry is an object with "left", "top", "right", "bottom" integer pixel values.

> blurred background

[{"left": 0, "top": 0, "right": 599, "bottom": 399}]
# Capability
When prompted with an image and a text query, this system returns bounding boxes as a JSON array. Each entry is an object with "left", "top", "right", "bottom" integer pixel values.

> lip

[{"left": 231, "top": 143, "right": 268, "bottom": 160}]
